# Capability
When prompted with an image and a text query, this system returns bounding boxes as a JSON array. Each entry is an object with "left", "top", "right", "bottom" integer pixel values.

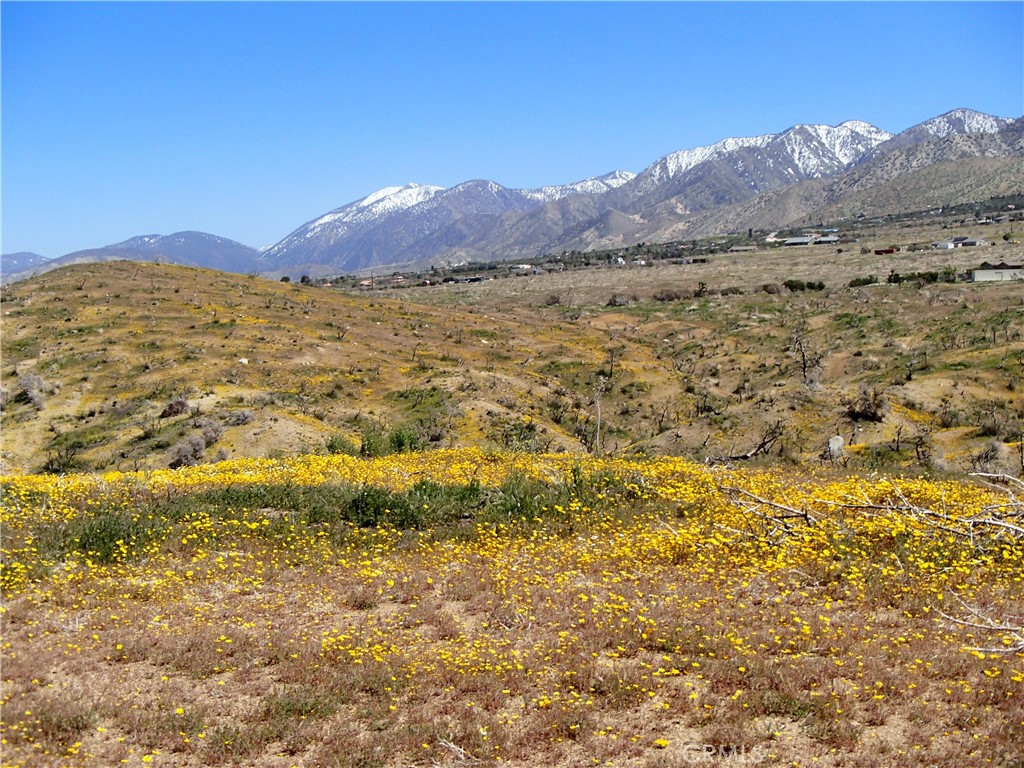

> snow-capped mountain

[
  {"left": 255, "top": 110, "right": 1018, "bottom": 275},
  {"left": 300, "top": 183, "right": 444, "bottom": 234},
  {"left": 858, "top": 108, "right": 1017, "bottom": 163},
  {"left": 264, "top": 172, "right": 638, "bottom": 273},
  {"left": 7, "top": 108, "right": 1017, "bottom": 284},
  {"left": 627, "top": 118, "right": 1024, "bottom": 245},
  {"left": 913, "top": 108, "right": 1014, "bottom": 139},
  {"left": 260, "top": 183, "right": 445, "bottom": 264},
  {"left": 628, "top": 120, "right": 893, "bottom": 201},
  {"left": 521, "top": 170, "right": 636, "bottom": 203}
]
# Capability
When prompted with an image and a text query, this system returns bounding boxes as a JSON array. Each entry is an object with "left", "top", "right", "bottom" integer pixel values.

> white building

[{"left": 971, "top": 262, "right": 1023, "bottom": 282}]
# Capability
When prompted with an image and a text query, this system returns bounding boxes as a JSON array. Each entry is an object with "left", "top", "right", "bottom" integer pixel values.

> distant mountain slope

[
  {"left": 668, "top": 118, "right": 1024, "bottom": 240},
  {"left": 3, "top": 232, "right": 262, "bottom": 284},
  {"left": 8, "top": 108, "right": 1019, "bottom": 280},
  {"left": 263, "top": 172, "right": 636, "bottom": 274},
  {"left": 1, "top": 252, "right": 49, "bottom": 278}
]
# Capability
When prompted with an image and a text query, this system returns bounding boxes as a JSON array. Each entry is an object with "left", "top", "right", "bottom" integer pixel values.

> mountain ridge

[
  {"left": 4, "top": 232, "right": 263, "bottom": 284},
  {"left": 5, "top": 108, "right": 1019, "bottom": 283},
  {"left": 0, "top": 252, "right": 50, "bottom": 279},
  {"left": 259, "top": 108, "right": 1019, "bottom": 273}
]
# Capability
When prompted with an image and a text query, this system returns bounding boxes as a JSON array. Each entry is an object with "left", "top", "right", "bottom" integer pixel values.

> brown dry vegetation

[
  {"left": 1, "top": 453, "right": 1022, "bottom": 768},
  {"left": 1, "top": 221, "right": 1023, "bottom": 768},
  {"left": 2, "top": 219, "right": 1022, "bottom": 477}
]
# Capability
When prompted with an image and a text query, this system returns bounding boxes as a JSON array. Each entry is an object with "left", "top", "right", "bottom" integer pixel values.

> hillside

[
  {"left": 2, "top": 229, "right": 1023, "bottom": 768},
  {"left": 2, "top": 219, "right": 1023, "bottom": 477}
]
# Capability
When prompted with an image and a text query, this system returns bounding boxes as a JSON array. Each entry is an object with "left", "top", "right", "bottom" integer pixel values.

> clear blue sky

[{"left": 3, "top": 1, "right": 1022, "bottom": 258}]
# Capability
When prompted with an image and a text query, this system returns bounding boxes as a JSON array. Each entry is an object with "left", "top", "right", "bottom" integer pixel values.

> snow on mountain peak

[
  {"left": 644, "top": 120, "right": 892, "bottom": 184},
  {"left": 353, "top": 183, "right": 444, "bottom": 213},
  {"left": 307, "top": 183, "right": 444, "bottom": 232},
  {"left": 783, "top": 122, "right": 894, "bottom": 171},
  {"left": 916, "top": 108, "right": 1013, "bottom": 138},
  {"left": 359, "top": 185, "right": 413, "bottom": 207},
  {"left": 652, "top": 133, "right": 777, "bottom": 183},
  {"left": 259, "top": 183, "right": 446, "bottom": 257},
  {"left": 522, "top": 170, "right": 638, "bottom": 203}
]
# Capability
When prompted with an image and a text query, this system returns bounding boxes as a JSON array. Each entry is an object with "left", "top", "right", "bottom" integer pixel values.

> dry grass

[
  {"left": 2, "top": 451, "right": 1022, "bottom": 767},
  {"left": 3, "top": 222, "right": 1024, "bottom": 480},
  {"left": 3, "top": 211, "right": 1022, "bottom": 768}
]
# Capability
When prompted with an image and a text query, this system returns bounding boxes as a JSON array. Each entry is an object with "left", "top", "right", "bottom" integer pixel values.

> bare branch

[
  {"left": 936, "top": 593, "right": 1024, "bottom": 654},
  {"left": 971, "top": 472, "right": 1024, "bottom": 494}
]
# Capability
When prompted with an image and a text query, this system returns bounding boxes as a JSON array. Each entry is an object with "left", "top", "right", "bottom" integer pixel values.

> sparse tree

[{"left": 788, "top": 327, "right": 823, "bottom": 388}]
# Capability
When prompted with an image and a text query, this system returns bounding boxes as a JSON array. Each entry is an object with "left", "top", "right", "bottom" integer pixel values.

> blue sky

[{"left": 3, "top": 2, "right": 1022, "bottom": 258}]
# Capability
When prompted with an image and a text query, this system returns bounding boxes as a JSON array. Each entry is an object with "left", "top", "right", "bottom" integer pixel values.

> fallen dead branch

[{"left": 937, "top": 593, "right": 1024, "bottom": 655}]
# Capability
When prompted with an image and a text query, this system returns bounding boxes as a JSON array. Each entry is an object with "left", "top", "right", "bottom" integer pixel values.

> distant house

[
  {"left": 972, "top": 262, "right": 1023, "bottom": 282},
  {"left": 783, "top": 237, "right": 814, "bottom": 246},
  {"left": 814, "top": 236, "right": 840, "bottom": 245},
  {"left": 728, "top": 245, "right": 757, "bottom": 253},
  {"left": 936, "top": 237, "right": 990, "bottom": 248}
]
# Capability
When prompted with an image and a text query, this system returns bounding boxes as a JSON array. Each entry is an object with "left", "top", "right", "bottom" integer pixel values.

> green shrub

[
  {"left": 33, "top": 508, "right": 168, "bottom": 565},
  {"left": 349, "top": 486, "right": 411, "bottom": 528},
  {"left": 387, "top": 424, "right": 423, "bottom": 453},
  {"left": 358, "top": 423, "right": 423, "bottom": 456},
  {"left": 325, "top": 433, "right": 360, "bottom": 455},
  {"left": 405, "top": 479, "right": 484, "bottom": 527},
  {"left": 848, "top": 275, "right": 878, "bottom": 288},
  {"left": 358, "top": 424, "right": 389, "bottom": 457}
]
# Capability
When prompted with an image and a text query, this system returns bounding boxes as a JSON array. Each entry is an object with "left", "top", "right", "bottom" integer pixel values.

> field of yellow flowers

[{"left": 2, "top": 449, "right": 1022, "bottom": 767}]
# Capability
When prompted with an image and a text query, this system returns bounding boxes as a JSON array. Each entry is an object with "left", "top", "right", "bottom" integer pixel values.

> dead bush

[
  {"left": 17, "top": 373, "right": 47, "bottom": 409},
  {"left": 168, "top": 435, "right": 206, "bottom": 468},
  {"left": 223, "top": 409, "right": 254, "bottom": 426},
  {"left": 844, "top": 386, "right": 887, "bottom": 423},
  {"left": 652, "top": 288, "right": 685, "bottom": 302},
  {"left": 194, "top": 417, "right": 224, "bottom": 447},
  {"left": 159, "top": 399, "right": 190, "bottom": 418}
]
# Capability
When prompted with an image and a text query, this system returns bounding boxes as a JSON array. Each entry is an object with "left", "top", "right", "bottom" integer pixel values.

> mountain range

[{"left": 4, "top": 108, "right": 1021, "bottom": 283}]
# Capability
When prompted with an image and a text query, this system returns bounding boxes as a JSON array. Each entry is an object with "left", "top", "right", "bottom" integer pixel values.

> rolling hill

[{"left": 2, "top": 221, "right": 1022, "bottom": 476}]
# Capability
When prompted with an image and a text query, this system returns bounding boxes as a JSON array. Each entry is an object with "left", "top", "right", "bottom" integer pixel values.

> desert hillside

[
  {"left": 2, "top": 216, "right": 1023, "bottom": 768},
  {"left": 2, "top": 218, "right": 1023, "bottom": 477}
]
